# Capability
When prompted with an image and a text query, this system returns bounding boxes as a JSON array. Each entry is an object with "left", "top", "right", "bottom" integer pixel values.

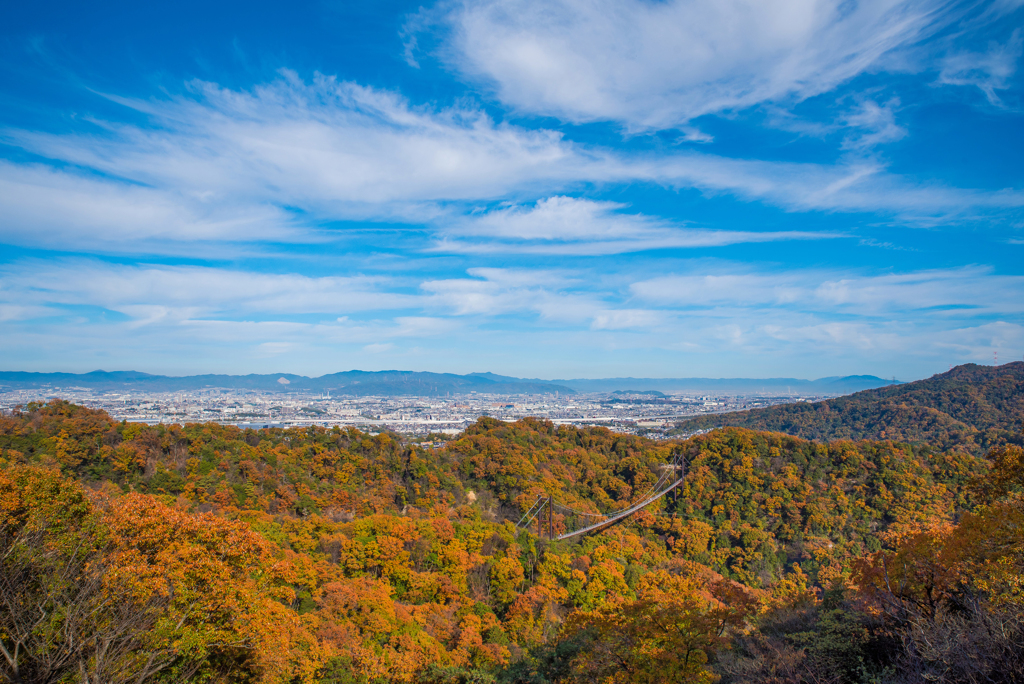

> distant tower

[{"left": 995, "top": 351, "right": 998, "bottom": 365}]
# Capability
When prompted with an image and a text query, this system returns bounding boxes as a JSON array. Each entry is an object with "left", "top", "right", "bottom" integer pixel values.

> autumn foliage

[
  {"left": 1, "top": 399, "right": 1021, "bottom": 683},
  {"left": 676, "top": 361, "right": 1024, "bottom": 453}
]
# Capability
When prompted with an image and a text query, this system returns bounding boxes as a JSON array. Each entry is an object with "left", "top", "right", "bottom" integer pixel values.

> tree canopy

[{"left": 1, "top": 398, "right": 1021, "bottom": 683}]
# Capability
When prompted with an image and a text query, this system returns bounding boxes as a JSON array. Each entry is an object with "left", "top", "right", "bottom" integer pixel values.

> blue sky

[{"left": 1, "top": 0, "right": 1022, "bottom": 381}]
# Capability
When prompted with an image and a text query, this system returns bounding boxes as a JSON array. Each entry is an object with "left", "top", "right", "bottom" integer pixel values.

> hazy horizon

[
  {"left": 0, "top": 367, "right": 899, "bottom": 380},
  {"left": 0, "top": 365, "right": 934, "bottom": 386}
]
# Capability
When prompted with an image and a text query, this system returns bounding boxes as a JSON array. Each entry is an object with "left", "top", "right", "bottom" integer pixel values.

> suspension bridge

[{"left": 515, "top": 454, "right": 686, "bottom": 541}]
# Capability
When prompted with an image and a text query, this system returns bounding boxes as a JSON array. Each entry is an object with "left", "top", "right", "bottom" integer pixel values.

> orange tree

[
  {"left": 0, "top": 465, "right": 325, "bottom": 684},
  {"left": 504, "top": 565, "right": 755, "bottom": 684},
  {"left": 850, "top": 445, "right": 1024, "bottom": 683}
]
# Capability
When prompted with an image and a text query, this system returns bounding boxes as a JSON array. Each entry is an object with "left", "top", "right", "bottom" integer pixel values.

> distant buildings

[{"left": 0, "top": 386, "right": 829, "bottom": 438}]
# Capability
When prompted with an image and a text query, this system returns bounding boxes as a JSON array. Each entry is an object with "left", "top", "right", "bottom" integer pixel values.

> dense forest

[
  {"left": 672, "top": 362, "right": 1024, "bottom": 452},
  {"left": 2, "top": 396, "right": 1022, "bottom": 683}
]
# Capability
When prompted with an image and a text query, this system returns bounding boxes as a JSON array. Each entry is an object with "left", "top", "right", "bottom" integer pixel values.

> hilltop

[{"left": 672, "top": 362, "right": 1024, "bottom": 451}]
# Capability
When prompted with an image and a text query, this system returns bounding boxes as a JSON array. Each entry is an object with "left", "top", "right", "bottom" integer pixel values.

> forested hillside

[
  {"left": 673, "top": 362, "right": 1024, "bottom": 452},
  {"left": 2, "top": 400, "right": 1022, "bottom": 683}
]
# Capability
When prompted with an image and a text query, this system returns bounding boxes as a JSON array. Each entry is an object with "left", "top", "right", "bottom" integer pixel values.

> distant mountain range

[
  {"left": 553, "top": 374, "right": 897, "bottom": 394},
  {"left": 671, "top": 362, "right": 1024, "bottom": 452},
  {"left": 0, "top": 369, "right": 896, "bottom": 397},
  {"left": 468, "top": 372, "right": 896, "bottom": 394},
  {"left": 0, "top": 370, "right": 572, "bottom": 397}
]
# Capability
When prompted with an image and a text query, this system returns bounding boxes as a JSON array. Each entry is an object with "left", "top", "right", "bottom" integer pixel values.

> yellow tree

[{"left": 557, "top": 567, "right": 754, "bottom": 684}]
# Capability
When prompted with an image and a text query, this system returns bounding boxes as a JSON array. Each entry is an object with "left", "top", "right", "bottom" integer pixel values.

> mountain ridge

[
  {"left": 671, "top": 362, "right": 1024, "bottom": 452},
  {"left": 0, "top": 369, "right": 573, "bottom": 397},
  {"left": 0, "top": 369, "right": 896, "bottom": 396}
]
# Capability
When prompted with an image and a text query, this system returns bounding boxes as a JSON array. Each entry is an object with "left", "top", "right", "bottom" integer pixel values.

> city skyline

[
  {"left": 2, "top": 0, "right": 1023, "bottom": 380},
  {"left": 0, "top": 382, "right": 837, "bottom": 439}
]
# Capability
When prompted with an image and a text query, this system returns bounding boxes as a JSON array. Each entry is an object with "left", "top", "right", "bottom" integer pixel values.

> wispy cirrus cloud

[
  {"left": 3, "top": 72, "right": 1022, "bottom": 259},
  {"left": 0, "top": 256, "right": 1020, "bottom": 374},
  {"left": 938, "top": 28, "right": 1023, "bottom": 105},
  {"left": 0, "top": 260, "right": 607, "bottom": 329},
  {"left": 418, "top": 0, "right": 973, "bottom": 130},
  {"left": 420, "top": 266, "right": 605, "bottom": 321},
  {"left": 433, "top": 196, "right": 841, "bottom": 255},
  {"left": 0, "top": 259, "right": 465, "bottom": 371},
  {"left": 633, "top": 154, "right": 1024, "bottom": 219},
  {"left": 0, "top": 161, "right": 303, "bottom": 254},
  {"left": 0, "top": 260, "right": 416, "bottom": 321},
  {"left": 630, "top": 266, "right": 1024, "bottom": 316},
  {"left": 0, "top": 1, "right": 1021, "bottom": 380},
  {"left": 5, "top": 72, "right": 581, "bottom": 211},
  {"left": 841, "top": 98, "right": 908, "bottom": 150}
]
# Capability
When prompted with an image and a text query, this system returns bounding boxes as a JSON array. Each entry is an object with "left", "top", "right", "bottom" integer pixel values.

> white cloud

[
  {"left": 634, "top": 153, "right": 1024, "bottom": 219},
  {"left": 631, "top": 267, "right": 1024, "bottom": 315},
  {"left": 0, "top": 259, "right": 610, "bottom": 332},
  {"left": 6, "top": 72, "right": 581, "bottom": 213},
  {"left": 1, "top": 256, "right": 1020, "bottom": 376},
  {"left": 436, "top": 195, "right": 840, "bottom": 254},
  {"left": 393, "top": 316, "right": 461, "bottom": 337},
  {"left": 426, "top": 0, "right": 962, "bottom": 129},
  {"left": 989, "top": 0, "right": 1024, "bottom": 13},
  {"left": 934, "top": 320, "right": 1024, "bottom": 356},
  {"left": 0, "top": 304, "right": 56, "bottom": 322},
  {"left": 590, "top": 309, "right": 663, "bottom": 330},
  {"left": 0, "top": 259, "right": 477, "bottom": 372},
  {"left": 4, "top": 259, "right": 1021, "bottom": 341},
  {"left": 938, "top": 28, "right": 1023, "bottom": 105},
  {"left": 841, "top": 98, "right": 908, "bottom": 149},
  {"left": 633, "top": 311, "right": 1024, "bottom": 363},
  {"left": 433, "top": 232, "right": 837, "bottom": 256},
  {"left": 761, "top": 321, "right": 896, "bottom": 350},
  {"left": 0, "top": 161, "right": 302, "bottom": 253},
  {"left": 632, "top": 272, "right": 810, "bottom": 308},
  {"left": 0, "top": 260, "right": 416, "bottom": 320},
  {"left": 420, "top": 267, "right": 600, "bottom": 320},
  {"left": 456, "top": 196, "right": 641, "bottom": 240},
  {"left": 3, "top": 71, "right": 1023, "bottom": 256}
]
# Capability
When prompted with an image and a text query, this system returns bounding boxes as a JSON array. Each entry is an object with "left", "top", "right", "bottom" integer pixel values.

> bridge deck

[
  {"left": 516, "top": 455, "right": 685, "bottom": 541},
  {"left": 555, "top": 475, "right": 685, "bottom": 540}
]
